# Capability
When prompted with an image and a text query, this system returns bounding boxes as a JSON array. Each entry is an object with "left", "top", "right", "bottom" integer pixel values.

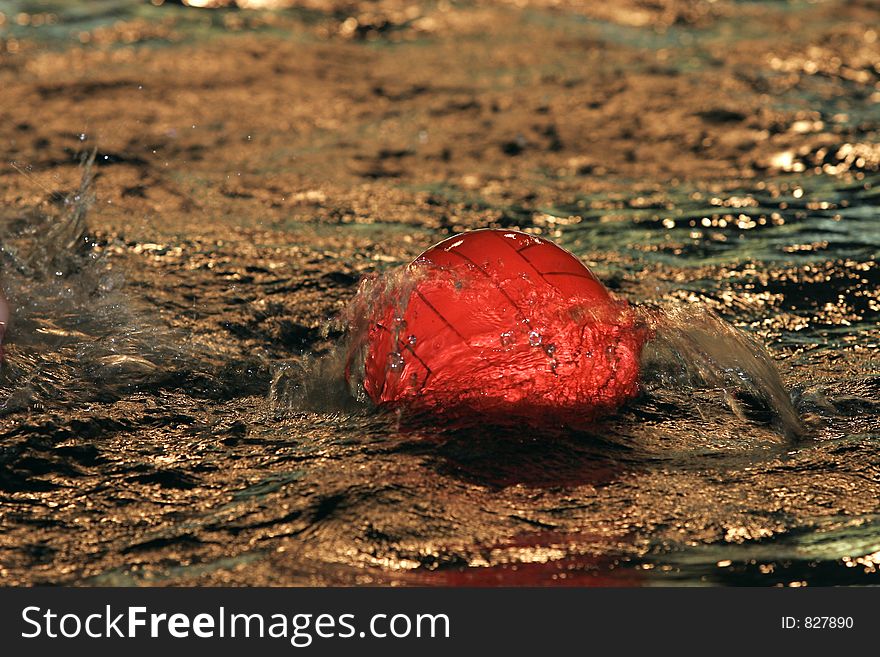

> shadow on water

[{"left": 407, "top": 424, "right": 638, "bottom": 491}]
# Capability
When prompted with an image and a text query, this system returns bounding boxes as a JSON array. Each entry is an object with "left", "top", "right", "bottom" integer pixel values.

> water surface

[{"left": 0, "top": 0, "right": 877, "bottom": 586}]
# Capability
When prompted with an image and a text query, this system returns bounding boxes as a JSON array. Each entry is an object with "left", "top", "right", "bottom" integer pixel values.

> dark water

[{"left": 0, "top": 0, "right": 878, "bottom": 586}]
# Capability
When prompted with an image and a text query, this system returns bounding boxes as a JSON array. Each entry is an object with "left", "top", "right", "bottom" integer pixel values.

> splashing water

[
  {"left": 637, "top": 303, "right": 803, "bottom": 440},
  {"left": 271, "top": 260, "right": 802, "bottom": 442},
  {"left": 0, "top": 156, "right": 263, "bottom": 414},
  {"left": 1, "top": 159, "right": 165, "bottom": 411},
  {"left": 270, "top": 265, "right": 423, "bottom": 414}
]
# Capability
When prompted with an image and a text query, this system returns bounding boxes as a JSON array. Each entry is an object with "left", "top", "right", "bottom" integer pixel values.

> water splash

[
  {"left": 272, "top": 262, "right": 803, "bottom": 442},
  {"left": 637, "top": 302, "right": 803, "bottom": 440},
  {"left": 269, "top": 350, "right": 361, "bottom": 414},
  {"left": 0, "top": 155, "right": 189, "bottom": 412},
  {"left": 269, "top": 266, "right": 423, "bottom": 414}
]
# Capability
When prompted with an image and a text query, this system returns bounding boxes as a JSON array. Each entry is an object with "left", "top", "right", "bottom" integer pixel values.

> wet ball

[{"left": 351, "top": 229, "right": 646, "bottom": 427}]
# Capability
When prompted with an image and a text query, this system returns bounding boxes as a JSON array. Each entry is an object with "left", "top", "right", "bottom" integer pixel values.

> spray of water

[
  {"left": 636, "top": 303, "right": 803, "bottom": 440},
  {"left": 0, "top": 154, "right": 187, "bottom": 412},
  {"left": 272, "top": 263, "right": 803, "bottom": 442},
  {"left": 270, "top": 266, "right": 423, "bottom": 414}
]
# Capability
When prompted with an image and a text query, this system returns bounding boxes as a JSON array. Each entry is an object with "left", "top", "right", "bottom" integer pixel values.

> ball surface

[{"left": 352, "top": 229, "right": 645, "bottom": 427}]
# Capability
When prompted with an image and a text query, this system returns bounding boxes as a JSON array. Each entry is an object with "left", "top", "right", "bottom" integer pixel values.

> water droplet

[
  {"left": 78, "top": 133, "right": 87, "bottom": 141},
  {"left": 500, "top": 330, "right": 514, "bottom": 347},
  {"left": 528, "top": 331, "right": 542, "bottom": 346},
  {"left": 407, "top": 335, "right": 417, "bottom": 345},
  {"left": 546, "top": 343, "right": 556, "bottom": 356},
  {"left": 388, "top": 352, "right": 404, "bottom": 372}
]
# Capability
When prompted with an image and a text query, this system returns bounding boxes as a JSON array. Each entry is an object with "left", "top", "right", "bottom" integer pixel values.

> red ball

[{"left": 348, "top": 229, "right": 645, "bottom": 427}]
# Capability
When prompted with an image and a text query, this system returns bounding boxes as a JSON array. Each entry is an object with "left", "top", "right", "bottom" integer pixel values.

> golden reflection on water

[{"left": 0, "top": 0, "right": 877, "bottom": 587}]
